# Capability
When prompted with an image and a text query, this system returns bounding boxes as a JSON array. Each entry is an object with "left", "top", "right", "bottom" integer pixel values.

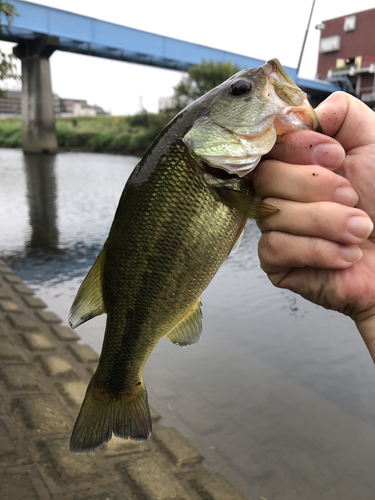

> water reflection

[{"left": 24, "top": 153, "right": 60, "bottom": 252}]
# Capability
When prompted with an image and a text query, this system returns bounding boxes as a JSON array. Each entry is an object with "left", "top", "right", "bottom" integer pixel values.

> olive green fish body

[
  {"left": 69, "top": 59, "right": 320, "bottom": 453},
  {"left": 100, "top": 136, "right": 246, "bottom": 385}
]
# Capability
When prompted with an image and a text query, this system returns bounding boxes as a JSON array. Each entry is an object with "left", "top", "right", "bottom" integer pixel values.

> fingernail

[
  {"left": 340, "top": 245, "right": 363, "bottom": 263},
  {"left": 347, "top": 216, "right": 374, "bottom": 239},
  {"left": 313, "top": 143, "right": 345, "bottom": 168},
  {"left": 333, "top": 186, "right": 358, "bottom": 206}
]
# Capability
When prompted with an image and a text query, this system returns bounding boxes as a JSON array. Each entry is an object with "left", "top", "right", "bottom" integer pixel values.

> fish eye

[{"left": 229, "top": 79, "right": 252, "bottom": 96}]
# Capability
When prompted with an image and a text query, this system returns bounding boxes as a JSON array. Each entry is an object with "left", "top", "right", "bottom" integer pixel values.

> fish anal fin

[
  {"left": 165, "top": 299, "right": 203, "bottom": 347},
  {"left": 70, "top": 378, "right": 152, "bottom": 454},
  {"left": 69, "top": 248, "right": 106, "bottom": 329}
]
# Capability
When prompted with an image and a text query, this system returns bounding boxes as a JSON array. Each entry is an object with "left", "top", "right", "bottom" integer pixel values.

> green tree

[
  {"left": 0, "top": 1, "right": 20, "bottom": 98},
  {"left": 173, "top": 59, "right": 241, "bottom": 110}
]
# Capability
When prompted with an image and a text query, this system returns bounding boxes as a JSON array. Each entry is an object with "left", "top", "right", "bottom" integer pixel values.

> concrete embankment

[{"left": 0, "top": 259, "right": 247, "bottom": 500}]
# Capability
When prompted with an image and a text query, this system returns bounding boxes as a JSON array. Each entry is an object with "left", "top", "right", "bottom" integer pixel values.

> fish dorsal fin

[
  {"left": 165, "top": 299, "right": 203, "bottom": 347},
  {"left": 69, "top": 249, "right": 106, "bottom": 329}
]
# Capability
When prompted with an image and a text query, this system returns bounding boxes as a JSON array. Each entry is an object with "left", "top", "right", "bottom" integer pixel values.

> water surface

[{"left": 1, "top": 149, "right": 375, "bottom": 499}]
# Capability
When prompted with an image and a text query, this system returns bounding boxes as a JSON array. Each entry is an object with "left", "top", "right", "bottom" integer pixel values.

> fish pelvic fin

[
  {"left": 165, "top": 299, "right": 203, "bottom": 347},
  {"left": 70, "top": 378, "right": 152, "bottom": 454},
  {"left": 69, "top": 248, "right": 106, "bottom": 329}
]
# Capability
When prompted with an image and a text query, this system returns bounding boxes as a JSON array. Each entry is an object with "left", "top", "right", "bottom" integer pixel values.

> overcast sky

[{"left": 1, "top": 0, "right": 375, "bottom": 115}]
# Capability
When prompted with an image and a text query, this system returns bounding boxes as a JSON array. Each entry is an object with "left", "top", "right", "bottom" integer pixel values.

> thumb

[{"left": 316, "top": 92, "right": 375, "bottom": 151}]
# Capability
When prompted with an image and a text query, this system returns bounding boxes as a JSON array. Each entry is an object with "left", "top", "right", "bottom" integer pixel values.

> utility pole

[{"left": 297, "top": 0, "right": 316, "bottom": 75}]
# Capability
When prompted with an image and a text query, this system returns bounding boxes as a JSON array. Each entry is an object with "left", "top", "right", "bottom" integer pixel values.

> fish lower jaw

[{"left": 202, "top": 154, "right": 262, "bottom": 178}]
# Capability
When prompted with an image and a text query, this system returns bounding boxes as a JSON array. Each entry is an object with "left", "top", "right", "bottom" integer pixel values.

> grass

[{"left": 0, "top": 111, "right": 175, "bottom": 155}]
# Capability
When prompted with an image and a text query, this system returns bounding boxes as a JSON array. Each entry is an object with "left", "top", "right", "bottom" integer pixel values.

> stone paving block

[
  {"left": 0, "top": 287, "right": 12, "bottom": 299},
  {"left": 38, "top": 438, "right": 102, "bottom": 481},
  {"left": 7, "top": 314, "right": 41, "bottom": 332},
  {"left": 0, "top": 299, "right": 22, "bottom": 313},
  {"left": 0, "top": 260, "right": 13, "bottom": 272},
  {"left": 0, "top": 339, "right": 24, "bottom": 362},
  {"left": 0, "top": 365, "right": 43, "bottom": 392},
  {"left": 13, "top": 397, "right": 71, "bottom": 433},
  {"left": 192, "top": 472, "right": 247, "bottom": 500},
  {"left": 118, "top": 455, "right": 193, "bottom": 499},
  {"left": 22, "top": 296, "right": 47, "bottom": 309},
  {"left": 37, "top": 355, "right": 75, "bottom": 377},
  {"left": 21, "top": 333, "right": 56, "bottom": 352},
  {"left": 0, "top": 471, "right": 39, "bottom": 500},
  {"left": 153, "top": 426, "right": 203, "bottom": 467},
  {"left": 76, "top": 495, "right": 120, "bottom": 500},
  {"left": 57, "top": 380, "right": 88, "bottom": 407},
  {"left": 13, "top": 284, "right": 34, "bottom": 295},
  {"left": 51, "top": 324, "right": 80, "bottom": 341},
  {"left": 102, "top": 435, "right": 151, "bottom": 457},
  {"left": 150, "top": 405, "right": 162, "bottom": 423},
  {"left": 0, "top": 419, "right": 16, "bottom": 457},
  {"left": 3, "top": 273, "right": 23, "bottom": 284},
  {"left": 0, "top": 324, "right": 8, "bottom": 339},
  {"left": 36, "top": 310, "right": 62, "bottom": 324},
  {"left": 67, "top": 344, "right": 99, "bottom": 363}
]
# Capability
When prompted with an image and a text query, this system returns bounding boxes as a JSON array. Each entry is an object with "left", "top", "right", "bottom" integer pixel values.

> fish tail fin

[{"left": 70, "top": 379, "right": 152, "bottom": 454}]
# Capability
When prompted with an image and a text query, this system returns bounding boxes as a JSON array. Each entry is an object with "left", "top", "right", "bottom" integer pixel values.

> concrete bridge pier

[{"left": 13, "top": 36, "right": 59, "bottom": 154}]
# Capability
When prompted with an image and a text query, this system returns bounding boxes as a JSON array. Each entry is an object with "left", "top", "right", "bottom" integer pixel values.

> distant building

[
  {"left": 158, "top": 96, "right": 177, "bottom": 112},
  {"left": 0, "top": 91, "right": 109, "bottom": 117},
  {"left": 0, "top": 90, "right": 60, "bottom": 117},
  {"left": 0, "top": 90, "right": 21, "bottom": 117},
  {"left": 317, "top": 8, "right": 375, "bottom": 106},
  {"left": 158, "top": 95, "right": 189, "bottom": 113}
]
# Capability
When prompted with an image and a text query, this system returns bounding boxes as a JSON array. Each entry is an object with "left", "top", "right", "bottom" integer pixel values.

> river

[{"left": 1, "top": 148, "right": 375, "bottom": 499}]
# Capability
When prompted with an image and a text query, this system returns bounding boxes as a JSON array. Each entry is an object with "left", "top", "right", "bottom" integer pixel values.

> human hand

[{"left": 253, "top": 92, "right": 375, "bottom": 360}]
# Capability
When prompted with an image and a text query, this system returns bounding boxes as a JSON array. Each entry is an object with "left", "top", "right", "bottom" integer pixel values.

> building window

[
  {"left": 320, "top": 35, "right": 341, "bottom": 53},
  {"left": 343, "top": 16, "right": 356, "bottom": 32}
]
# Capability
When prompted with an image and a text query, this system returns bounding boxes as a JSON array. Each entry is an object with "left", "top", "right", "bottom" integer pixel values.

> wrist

[{"left": 354, "top": 309, "right": 375, "bottom": 363}]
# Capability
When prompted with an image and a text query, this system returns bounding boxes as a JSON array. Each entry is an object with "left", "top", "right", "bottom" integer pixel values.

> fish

[{"left": 68, "top": 59, "right": 320, "bottom": 454}]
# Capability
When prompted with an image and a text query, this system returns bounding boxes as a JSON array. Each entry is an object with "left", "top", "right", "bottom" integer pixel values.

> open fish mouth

[
  {"left": 261, "top": 59, "right": 321, "bottom": 134},
  {"left": 185, "top": 59, "right": 321, "bottom": 178}
]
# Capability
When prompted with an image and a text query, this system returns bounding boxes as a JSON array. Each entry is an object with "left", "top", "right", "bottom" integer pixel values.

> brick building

[{"left": 317, "top": 8, "right": 375, "bottom": 106}]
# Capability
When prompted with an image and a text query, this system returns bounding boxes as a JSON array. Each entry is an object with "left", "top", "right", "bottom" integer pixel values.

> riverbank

[
  {"left": 0, "top": 259, "right": 246, "bottom": 500},
  {"left": 0, "top": 112, "right": 174, "bottom": 155}
]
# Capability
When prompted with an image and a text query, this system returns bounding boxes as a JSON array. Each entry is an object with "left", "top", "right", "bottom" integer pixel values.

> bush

[{"left": 0, "top": 110, "right": 177, "bottom": 155}]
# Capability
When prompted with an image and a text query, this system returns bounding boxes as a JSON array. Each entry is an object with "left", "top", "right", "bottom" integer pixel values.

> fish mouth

[
  {"left": 199, "top": 123, "right": 276, "bottom": 178},
  {"left": 184, "top": 59, "right": 321, "bottom": 179},
  {"left": 262, "top": 59, "right": 321, "bottom": 133}
]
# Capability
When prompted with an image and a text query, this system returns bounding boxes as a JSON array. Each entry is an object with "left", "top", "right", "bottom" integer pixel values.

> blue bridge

[{"left": 0, "top": 0, "right": 336, "bottom": 152}]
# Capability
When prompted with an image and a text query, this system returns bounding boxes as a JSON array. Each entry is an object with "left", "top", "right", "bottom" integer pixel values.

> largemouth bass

[{"left": 69, "top": 59, "right": 320, "bottom": 454}]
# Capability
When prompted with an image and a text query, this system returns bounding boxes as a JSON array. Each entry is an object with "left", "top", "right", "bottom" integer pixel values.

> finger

[
  {"left": 316, "top": 91, "right": 375, "bottom": 149},
  {"left": 257, "top": 200, "right": 373, "bottom": 246},
  {"left": 253, "top": 161, "right": 358, "bottom": 206},
  {"left": 265, "top": 131, "right": 346, "bottom": 169},
  {"left": 258, "top": 231, "right": 362, "bottom": 276}
]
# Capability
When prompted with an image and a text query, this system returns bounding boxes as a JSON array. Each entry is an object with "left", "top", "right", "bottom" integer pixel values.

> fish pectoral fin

[
  {"left": 69, "top": 248, "right": 106, "bottom": 329},
  {"left": 217, "top": 186, "right": 279, "bottom": 220},
  {"left": 165, "top": 299, "right": 203, "bottom": 347}
]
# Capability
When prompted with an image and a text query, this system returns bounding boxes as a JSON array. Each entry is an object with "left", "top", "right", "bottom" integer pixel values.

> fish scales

[
  {"left": 100, "top": 138, "right": 244, "bottom": 377},
  {"left": 69, "top": 59, "right": 320, "bottom": 453}
]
